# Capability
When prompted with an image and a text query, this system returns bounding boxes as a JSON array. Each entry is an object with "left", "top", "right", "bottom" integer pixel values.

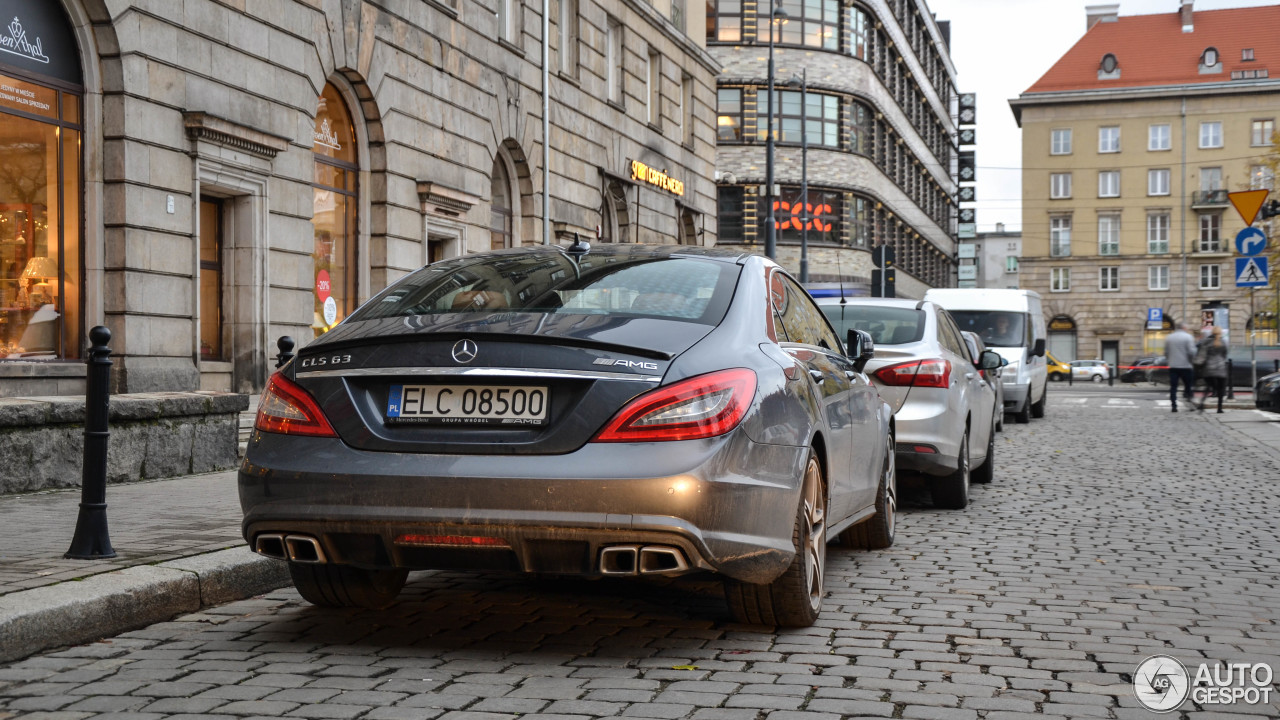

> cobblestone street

[{"left": 3, "top": 394, "right": 1279, "bottom": 719}]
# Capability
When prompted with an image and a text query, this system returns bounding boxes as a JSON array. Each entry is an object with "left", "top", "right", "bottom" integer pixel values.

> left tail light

[
  {"left": 594, "top": 368, "right": 757, "bottom": 442},
  {"left": 255, "top": 372, "right": 338, "bottom": 437}
]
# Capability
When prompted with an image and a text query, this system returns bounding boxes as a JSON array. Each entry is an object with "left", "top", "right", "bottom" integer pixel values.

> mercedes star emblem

[{"left": 451, "top": 339, "right": 478, "bottom": 364}]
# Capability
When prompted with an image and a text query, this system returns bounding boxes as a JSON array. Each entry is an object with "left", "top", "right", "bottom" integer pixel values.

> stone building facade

[
  {"left": 0, "top": 0, "right": 719, "bottom": 397},
  {"left": 707, "top": 0, "right": 959, "bottom": 297},
  {"left": 1010, "top": 2, "right": 1280, "bottom": 365}
]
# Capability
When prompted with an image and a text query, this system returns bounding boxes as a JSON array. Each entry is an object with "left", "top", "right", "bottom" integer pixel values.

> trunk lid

[{"left": 292, "top": 314, "right": 713, "bottom": 454}]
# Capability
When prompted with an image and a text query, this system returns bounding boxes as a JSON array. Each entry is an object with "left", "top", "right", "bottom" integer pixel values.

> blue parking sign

[{"left": 1146, "top": 307, "right": 1163, "bottom": 330}]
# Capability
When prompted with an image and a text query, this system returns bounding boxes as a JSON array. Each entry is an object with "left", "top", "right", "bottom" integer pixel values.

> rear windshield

[
  {"left": 820, "top": 304, "right": 925, "bottom": 345},
  {"left": 949, "top": 311, "right": 1027, "bottom": 348},
  {"left": 350, "top": 251, "right": 739, "bottom": 326}
]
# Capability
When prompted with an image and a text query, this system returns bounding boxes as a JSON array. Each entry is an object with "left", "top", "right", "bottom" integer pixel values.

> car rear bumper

[
  {"left": 238, "top": 430, "right": 806, "bottom": 584},
  {"left": 891, "top": 391, "right": 963, "bottom": 476}
]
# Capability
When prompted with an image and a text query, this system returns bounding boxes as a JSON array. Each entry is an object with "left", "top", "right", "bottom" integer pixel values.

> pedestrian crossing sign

[{"left": 1235, "top": 256, "right": 1269, "bottom": 287}]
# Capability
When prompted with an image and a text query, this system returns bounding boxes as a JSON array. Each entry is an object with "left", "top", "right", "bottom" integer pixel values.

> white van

[{"left": 923, "top": 288, "right": 1047, "bottom": 423}]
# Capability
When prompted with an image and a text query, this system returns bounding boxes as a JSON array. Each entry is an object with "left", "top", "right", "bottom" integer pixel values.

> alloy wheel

[{"left": 801, "top": 458, "right": 826, "bottom": 611}]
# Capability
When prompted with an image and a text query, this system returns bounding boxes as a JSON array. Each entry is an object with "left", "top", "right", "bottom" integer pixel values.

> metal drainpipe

[
  {"left": 542, "top": 0, "right": 551, "bottom": 245},
  {"left": 1180, "top": 97, "right": 1187, "bottom": 322}
]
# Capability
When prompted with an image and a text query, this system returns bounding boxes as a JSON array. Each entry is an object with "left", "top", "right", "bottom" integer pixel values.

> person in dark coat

[{"left": 1196, "top": 326, "right": 1229, "bottom": 413}]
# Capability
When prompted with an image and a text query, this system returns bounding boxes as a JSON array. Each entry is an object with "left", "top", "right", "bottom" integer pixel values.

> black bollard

[
  {"left": 1108, "top": 363, "right": 1114, "bottom": 387},
  {"left": 65, "top": 326, "right": 117, "bottom": 559},
  {"left": 1227, "top": 359, "right": 1235, "bottom": 400},
  {"left": 275, "top": 336, "right": 295, "bottom": 369},
  {"left": 1274, "top": 359, "right": 1278, "bottom": 374},
  {"left": 1068, "top": 364, "right": 1073, "bottom": 386}
]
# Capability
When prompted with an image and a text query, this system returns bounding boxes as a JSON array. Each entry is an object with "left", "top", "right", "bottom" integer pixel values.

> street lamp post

[
  {"left": 797, "top": 68, "right": 808, "bottom": 282},
  {"left": 763, "top": 2, "right": 787, "bottom": 260}
]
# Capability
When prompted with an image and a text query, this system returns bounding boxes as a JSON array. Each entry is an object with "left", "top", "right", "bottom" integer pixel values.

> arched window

[
  {"left": 312, "top": 82, "right": 358, "bottom": 337},
  {"left": 1047, "top": 315, "right": 1078, "bottom": 361},
  {"left": 490, "top": 156, "right": 513, "bottom": 250},
  {"left": 0, "top": 8, "right": 83, "bottom": 359}
]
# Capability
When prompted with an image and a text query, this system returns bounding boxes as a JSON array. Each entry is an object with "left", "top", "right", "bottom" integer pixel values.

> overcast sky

[{"left": 925, "top": 0, "right": 1279, "bottom": 234}]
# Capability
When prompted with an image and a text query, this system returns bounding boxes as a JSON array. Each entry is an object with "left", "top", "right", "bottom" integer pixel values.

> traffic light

[
  {"left": 1261, "top": 199, "right": 1280, "bottom": 219},
  {"left": 872, "top": 244, "right": 896, "bottom": 269},
  {"left": 871, "top": 268, "right": 896, "bottom": 297}
]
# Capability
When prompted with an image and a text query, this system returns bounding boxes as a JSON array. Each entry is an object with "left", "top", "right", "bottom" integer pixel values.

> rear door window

[{"left": 774, "top": 275, "right": 840, "bottom": 350}]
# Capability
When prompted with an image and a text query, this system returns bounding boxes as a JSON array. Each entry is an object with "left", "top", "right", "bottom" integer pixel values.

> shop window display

[
  {"left": 312, "top": 82, "right": 359, "bottom": 337},
  {"left": 0, "top": 71, "right": 82, "bottom": 359}
]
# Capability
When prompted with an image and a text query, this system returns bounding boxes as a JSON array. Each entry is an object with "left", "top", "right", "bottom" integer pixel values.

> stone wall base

[{"left": 0, "top": 392, "right": 250, "bottom": 495}]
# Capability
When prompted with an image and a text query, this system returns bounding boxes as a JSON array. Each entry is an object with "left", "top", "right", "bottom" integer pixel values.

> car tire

[
  {"left": 1031, "top": 390, "right": 1046, "bottom": 419},
  {"left": 724, "top": 451, "right": 826, "bottom": 627},
  {"left": 1049, "top": 372, "right": 1063, "bottom": 382},
  {"left": 932, "top": 428, "right": 970, "bottom": 509},
  {"left": 1014, "top": 397, "right": 1031, "bottom": 424},
  {"left": 971, "top": 422, "right": 995, "bottom": 485},
  {"left": 1091, "top": 374, "right": 1105, "bottom": 383},
  {"left": 841, "top": 430, "right": 896, "bottom": 550},
  {"left": 288, "top": 563, "right": 408, "bottom": 610},
  {"left": 996, "top": 408, "right": 1004, "bottom": 432}
]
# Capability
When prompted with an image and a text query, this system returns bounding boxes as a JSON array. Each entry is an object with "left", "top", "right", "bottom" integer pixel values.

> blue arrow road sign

[
  {"left": 1236, "top": 226, "right": 1268, "bottom": 256},
  {"left": 1236, "top": 256, "right": 1269, "bottom": 287}
]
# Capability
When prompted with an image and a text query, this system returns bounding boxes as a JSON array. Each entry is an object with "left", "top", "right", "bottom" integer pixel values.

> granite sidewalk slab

[{"left": 0, "top": 470, "right": 288, "bottom": 662}]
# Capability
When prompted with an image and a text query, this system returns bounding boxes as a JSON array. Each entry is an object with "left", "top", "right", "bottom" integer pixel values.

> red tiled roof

[{"left": 1024, "top": 5, "right": 1280, "bottom": 94}]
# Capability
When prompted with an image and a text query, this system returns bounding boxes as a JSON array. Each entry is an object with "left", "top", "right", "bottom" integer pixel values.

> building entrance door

[{"left": 1101, "top": 340, "right": 1119, "bottom": 376}]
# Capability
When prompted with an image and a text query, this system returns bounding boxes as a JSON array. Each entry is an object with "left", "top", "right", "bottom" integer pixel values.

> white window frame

[
  {"left": 1098, "top": 170, "right": 1120, "bottom": 198},
  {"left": 1149, "top": 123, "right": 1171, "bottom": 151},
  {"left": 1199, "top": 264, "right": 1220, "bottom": 289},
  {"left": 1147, "top": 213, "right": 1170, "bottom": 254},
  {"left": 1098, "top": 214, "right": 1120, "bottom": 255},
  {"left": 1099, "top": 266, "right": 1119, "bottom": 291},
  {"left": 1199, "top": 121, "right": 1223, "bottom": 149},
  {"left": 1005, "top": 256, "right": 1018, "bottom": 274},
  {"left": 1251, "top": 164, "right": 1275, "bottom": 190},
  {"left": 1099, "top": 126, "right": 1120, "bottom": 153},
  {"left": 1149, "top": 265, "right": 1169, "bottom": 291},
  {"left": 1148, "top": 168, "right": 1170, "bottom": 196},
  {"left": 1050, "top": 216, "right": 1072, "bottom": 257},
  {"left": 1050, "top": 172, "right": 1072, "bottom": 199},
  {"left": 1198, "top": 213, "right": 1221, "bottom": 252},
  {"left": 1200, "top": 167, "right": 1222, "bottom": 192},
  {"left": 1051, "top": 128, "right": 1072, "bottom": 155},
  {"left": 1051, "top": 267, "right": 1070, "bottom": 292},
  {"left": 1252, "top": 119, "right": 1274, "bottom": 147}
]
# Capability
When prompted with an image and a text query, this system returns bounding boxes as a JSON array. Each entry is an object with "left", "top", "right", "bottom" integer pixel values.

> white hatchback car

[
  {"left": 816, "top": 298, "right": 1001, "bottom": 509},
  {"left": 1070, "top": 359, "right": 1112, "bottom": 382}
]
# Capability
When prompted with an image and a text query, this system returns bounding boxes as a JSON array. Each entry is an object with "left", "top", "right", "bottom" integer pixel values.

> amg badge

[{"left": 592, "top": 358, "right": 660, "bottom": 371}]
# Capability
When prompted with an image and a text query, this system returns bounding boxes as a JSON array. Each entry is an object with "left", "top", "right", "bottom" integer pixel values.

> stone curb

[{"left": 0, "top": 547, "right": 289, "bottom": 663}]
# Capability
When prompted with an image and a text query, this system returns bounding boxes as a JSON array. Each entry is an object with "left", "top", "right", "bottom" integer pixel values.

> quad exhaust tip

[
  {"left": 254, "top": 533, "right": 327, "bottom": 564},
  {"left": 599, "top": 544, "right": 688, "bottom": 575}
]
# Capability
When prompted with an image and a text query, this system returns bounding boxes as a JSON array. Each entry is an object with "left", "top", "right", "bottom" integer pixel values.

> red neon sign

[{"left": 772, "top": 200, "right": 833, "bottom": 232}]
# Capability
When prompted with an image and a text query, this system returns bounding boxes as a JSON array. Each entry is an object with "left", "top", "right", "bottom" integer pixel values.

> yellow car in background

[{"left": 1047, "top": 352, "right": 1071, "bottom": 381}]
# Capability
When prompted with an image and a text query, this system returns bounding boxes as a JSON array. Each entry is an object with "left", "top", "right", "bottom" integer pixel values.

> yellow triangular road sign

[{"left": 1228, "top": 189, "right": 1270, "bottom": 226}]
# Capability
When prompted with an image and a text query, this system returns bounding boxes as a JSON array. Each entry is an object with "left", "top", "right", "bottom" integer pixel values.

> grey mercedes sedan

[{"left": 240, "top": 244, "right": 894, "bottom": 627}]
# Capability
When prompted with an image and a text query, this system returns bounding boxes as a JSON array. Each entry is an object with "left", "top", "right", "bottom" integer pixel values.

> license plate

[{"left": 387, "top": 384, "right": 549, "bottom": 425}]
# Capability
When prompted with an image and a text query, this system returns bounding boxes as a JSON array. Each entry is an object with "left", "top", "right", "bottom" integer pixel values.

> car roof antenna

[
  {"left": 567, "top": 233, "right": 591, "bottom": 258},
  {"left": 836, "top": 246, "right": 847, "bottom": 306}
]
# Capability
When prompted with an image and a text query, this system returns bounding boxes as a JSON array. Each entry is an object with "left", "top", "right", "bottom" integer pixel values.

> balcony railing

[{"left": 1192, "top": 189, "right": 1229, "bottom": 207}]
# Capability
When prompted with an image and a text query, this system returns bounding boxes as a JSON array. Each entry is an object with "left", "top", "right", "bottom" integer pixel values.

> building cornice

[
  {"left": 1009, "top": 78, "right": 1280, "bottom": 124},
  {"left": 182, "top": 112, "right": 290, "bottom": 159}
]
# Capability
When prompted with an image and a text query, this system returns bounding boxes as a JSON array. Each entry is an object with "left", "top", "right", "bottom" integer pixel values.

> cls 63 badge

[{"left": 299, "top": 354, "right": 353, "bottom": 369}]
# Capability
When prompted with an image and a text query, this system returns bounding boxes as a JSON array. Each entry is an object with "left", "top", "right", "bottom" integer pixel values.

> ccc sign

[{"left": 771, "top": 200, "right": 833, "bottom": 232}]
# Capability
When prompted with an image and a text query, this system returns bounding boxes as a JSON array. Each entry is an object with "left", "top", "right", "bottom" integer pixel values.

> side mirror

[
  {"left": 980, "top": 350, "right": 1002, "bottom": 371},
  {"left": 849, "top": 329, "right": 875, "bottom": 373},
  {"left": 1033, "top": 338, "right": 1046, "bottom": 357}
]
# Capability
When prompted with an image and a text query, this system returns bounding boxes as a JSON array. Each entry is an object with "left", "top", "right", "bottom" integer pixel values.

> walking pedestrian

[
  {"left": 1164, "top": 321, "right": 1197, "bottom": 412},
  {"left": 1196, "top": 326, "right": 1228, "bottom": 413}
]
